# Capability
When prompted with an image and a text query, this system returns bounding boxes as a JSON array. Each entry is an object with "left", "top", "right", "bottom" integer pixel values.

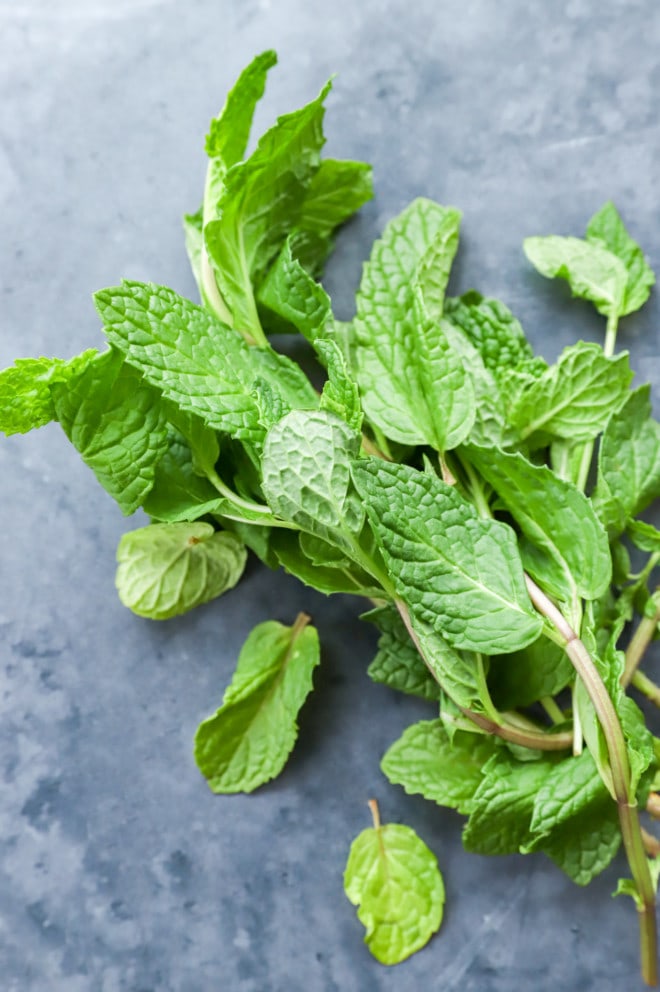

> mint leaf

[
  {"left": 317, "top": 338, "right": 363, "bottom": 433},
  {"left": 524, "top": 235, "right": 628, "bottom": 318},
  {"left": 352, "top": 459, "right": 542, "bottom": 654},
  {"left": 94, "top": 281, "right": 317, "bottom": 444},
  {"left": 586, "top": 202, "right": 655, "bottom": 316},
  {"left": 464, "top": 444, "right": 611, "bottom": 603},
  {"left": 362, "top": 606, "right": 440, "bottom": 701},
  {"left": 270, "top": 530, "right": 380, "bottom": 597},
  {"left": 627, "top": 519, "right": 660, "bottom": 553},
  {"left": 443, "top": 293, "right": 534, "bottom": 378},
  {"left": 298, "top": 158, "right": 373, "bottom": 239},
  {"left": 205, "top": 80, "right": 331, "bottom": 338},
  {"left": 205, "top": 50, "right": 277, "bottom": 167},
  {"left": 381, "top": 720, "right": 495, "bottom": 813},
  {"left": 0, "top": 350, "right": 97, "bottom": 436},
  {"left": 463, "top": 752, "right": 557, "bottom": 855},
  {"left": 344, "top": 807, "right": 444, "bottom": 965},
  {"left": 258, "top": 235, "right": 333, "bottom": 342},
  {"left": 488, "top": 636, "right": 573, "bottom": 711},
  {"left": 510, "top": 342, "right": 633, "bottom": 443},
  {"left": 194, "top": 614, "right": 319, "bottom": 792},
  {"left": 142, "top": 431, "right": 223, "bottom": 523},
  {"left": 261, "top": 409, "right": 364, "bottom": 550},
  {"left": 51, "top": 349, "right": 169, "bottom": 515},
  {"left": 593, "top": 386, "right": 660, "bottom": 536},
  {"left": 183, "top": 207, "right": 204, "bottom": 297},
  {"left": 116, "top": 522, "right": 246, "bottom": 619},
  {"left": 353, "top": 199, "right": 474, "bottom": 450}
]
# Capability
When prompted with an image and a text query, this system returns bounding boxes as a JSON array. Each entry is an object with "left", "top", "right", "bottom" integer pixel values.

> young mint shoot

[{"left": 2, "top": 50, "right": 660, "bottom": 985}]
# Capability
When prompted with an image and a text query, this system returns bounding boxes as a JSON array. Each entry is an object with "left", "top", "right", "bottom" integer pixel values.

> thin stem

[
  {"left": 524, "top": 573, "right": 657, "bottom": 986},
  {"left": 458, "top": 453, "right": 492, "bottom": 519},
  {"left": 368, "top": 798, "right": 381, "bottom": 831},
  {"left": 632, "top": 670, "right": 660, "bottom": 710},
  {"left": 206, "top": 467, "right": 297, "bottom": 528},
  {"left": 572, "top": 681, "right": 584, "bottom": 756},
  {"left": 604, "top": 312, "right": 620, "bottom": 358},
  {"left": 540, "top": 695, "right": 565, "bottom": 725},
  {"left": 474, "top": 653, "right": 500, "bottom": 724},
  {"left": 623, "top": 593, "right": 660, "bottom": 686},
  {"left": 572, "top": 313, "right": 619, "bottom": 492},
  {"left": 647, "top": 794, "right": 660, "bottom": 821}
]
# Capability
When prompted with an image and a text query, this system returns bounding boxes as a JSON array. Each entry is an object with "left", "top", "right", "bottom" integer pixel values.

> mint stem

[
  {"left": 524, "top": 573, "right": 658, "bottom": 987},
  {"left": 623, "top": 593, "right": 660, "bottom": 686},
  {"left": 632, "top": 670, "right": 660, "bottom": 710},
  {"left": 574, "top": 312, "right": 619, "bottom": 492}
]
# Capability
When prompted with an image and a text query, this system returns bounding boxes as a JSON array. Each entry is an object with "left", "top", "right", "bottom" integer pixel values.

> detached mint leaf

[
  {"left": 51, "top": 349, "right": 169, "bottom": 515},
  {"left": 205, "top": 50, "right": 277, "bottom": 167},
  {"left": 205, "top": 79, "right": 331, "bottom": 338},
  {"left": 0, "top": 350, "right": 97, "bottom": 436},
  {"left": 262, "top": 409, "right": 364, "bottom": 549},
  {"left": 586, "top": 201, "right": 655, "bottom": 316},
  {"left": 464, "top": 444, "right": 611, "bottom": 603},
  {"left": 354, "top": 199, "right": 474, "bottom": 450},
  {"left": 382, "top": 720, "right": 495, "bottom": 813},
  {"left": 116, "top": 522, "right": 246, "bottom": 620},
  {"left": 362, "top": 606, "right": 440, "bottom": 701},
  {"left": 344, "top": 805, "right": 444, "bottom": 965},
  {"left": 194, "top": 614, "right": 319, "bottom": 792},
  {"left": 524, "top": 235, "right": 628, "bottom": 318},
  {"left": 593, "top": 386, "right": 660, "bottom": 536},
  {"left": 510, "top": 342, "right": 633, "bottom": 443},
  {"left": 95, "top": 281, "right": 316, "bottom": 445},
  {"left": 352, "top": 460, "right": 542, "bottom": 654}
]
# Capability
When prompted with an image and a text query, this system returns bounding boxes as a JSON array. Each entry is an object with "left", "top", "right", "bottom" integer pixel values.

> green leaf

[
  {"left": 205, "top": 50, "right": 278, "bottom": 167},
  {"left": 381, "top": 720, "right": 495, "bottom": 813},
  {"left": 352, "top": 459, "right": 542, "bottom": 654},
  {"left": 0, "top": 350, "right": 97, "bottom": 436},
  {"left": 593, "top": 386, "right": 660, "bottom": 536},
  {"left": 94, "top": 281, "right": 317, "bottom": 445},
  {"left": 258, "top": 235, "right": 333, "bottom": 342},
  {"left": 269, "top": 530, "right": 379, "bottom": 597},
  {"left": 362, "top": 606, "right": 440, "bottom": 701},
  {"left": 463, "top": 751, "right": 557, "bottom": 855},
  {"left": 524, "top": 750, "right": 621, "bottom": 885},
  {"left": 183, "top": 207, "right": 204, "bottom": 297},
  {"left": 353, "top": 199, "right": 474, "bottom": 450},
  {"left": 586, "top": 201, "right": 655, "bottom": 316},
  {"left": 524, "top": 235, "right": 628, "bottom": 318},
  {"left": 344, "top": 809, "right": 444, "bottom": 965},
  {"left": 488, "top": 635, "right": 573, "bottom": 711},
  {"left": 627, "top": 519, "right": 660, "bottom": 553},
  {"left": 509, "top": 342, "right": 633, "bottom": 443},
  {"left": 443, "top": 293, "right": 534, "bottom": 378},
  {"left": 51, "top": 349, "right": 169, "bottom": 515},
  {"left": 204, "top": 79, "right": 331, "bottom": 339},
  {"left": 115, "top": 522, "right": 247, "bottom": 620},
  {"left": 261, "top": 409, "right": 364, "bottom": 550},
  {"left": 142, "top": 432, "right": 223, "bottom": 523},
  {"left": 194, "top": 614, "right": 319, "bottom": 792},
  {"left": 463, "top": 444, "right": 611, "bottom": 603},
  {"left": 298, "top": 158, "right": 373, "bottom": 238},
  {"left": 317, "top": 338, "right": 363, "bottom": 433}
]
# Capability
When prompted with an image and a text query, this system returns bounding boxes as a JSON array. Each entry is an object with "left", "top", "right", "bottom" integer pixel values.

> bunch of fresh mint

[{"left": 3, "top": 51, "right": 660, "bottom": 984}]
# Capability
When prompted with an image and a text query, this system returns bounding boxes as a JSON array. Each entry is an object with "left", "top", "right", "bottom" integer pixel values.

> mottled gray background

[{"left": 2, "top": 1, "right": 660, "bottom": 989}]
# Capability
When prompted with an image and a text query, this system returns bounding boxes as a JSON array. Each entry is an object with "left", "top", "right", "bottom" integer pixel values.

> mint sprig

[{"left": 3, "top": 51, "right": 660, "bottom": 985}]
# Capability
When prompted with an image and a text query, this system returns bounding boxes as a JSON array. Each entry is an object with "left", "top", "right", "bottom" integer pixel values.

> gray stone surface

[{"left": 1, "top": 0, "right": 660, "bottom": 989}]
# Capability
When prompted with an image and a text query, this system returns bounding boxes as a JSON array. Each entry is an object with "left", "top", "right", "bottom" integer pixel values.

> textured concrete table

[{"left": 2, "top": 1, "right": 660, "bottom": 989}]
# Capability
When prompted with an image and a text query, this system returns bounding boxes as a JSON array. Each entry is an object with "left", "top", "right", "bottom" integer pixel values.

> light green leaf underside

[
  {"left": 524, "top": 234, "right": 628, "bottom": 317},
  {"left": 464, "top": 443, "right": 611, "bottom": 602},
  {"left": 115, "top": 522, "right": 246, "bottom": 620},
  {"left": 352, "top": 459, "right": 542, "bottom": 654},
  {"left": 194, "top": 616, "right": 319, "bottom": 792},
  {"left": 94, "top": 281, "right": 317, "bottom": 444},
  {"left": 344, "top": 820, "right": 444, "bottom": 965},
  {"left": 262, "top": 409, "right": 364, "bottom": 549},
  {"left": 586, "top": 201, "right": 655, "bottom": 316}
]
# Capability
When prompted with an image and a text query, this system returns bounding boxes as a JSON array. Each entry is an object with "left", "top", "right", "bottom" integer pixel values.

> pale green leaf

[
  {"left": 524, "top": 235, "right": 628, "bottom": 317},
  {"left": 298, "top": 158, "right": 373, "bottom": 237},
  {"left": 586, "top": 201, "right": 655, "bottom": 316},
  {"left": 194, "top": 614, "right": 319, "bottom": 792},
  {"left": 116, "top": 522, "right": 246, "bottom": 619},
  {"left": 352, "top": 459, "right": 542, "bottom": 654},
  {"left": 627, "top": 518, "right": 660, "bottom": 553},
  {"left": 205, "top": 50, "right": 277, "bottom": 167},
  {"left": 344, "top": 816, "right": 444, "bottom": 964}
]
